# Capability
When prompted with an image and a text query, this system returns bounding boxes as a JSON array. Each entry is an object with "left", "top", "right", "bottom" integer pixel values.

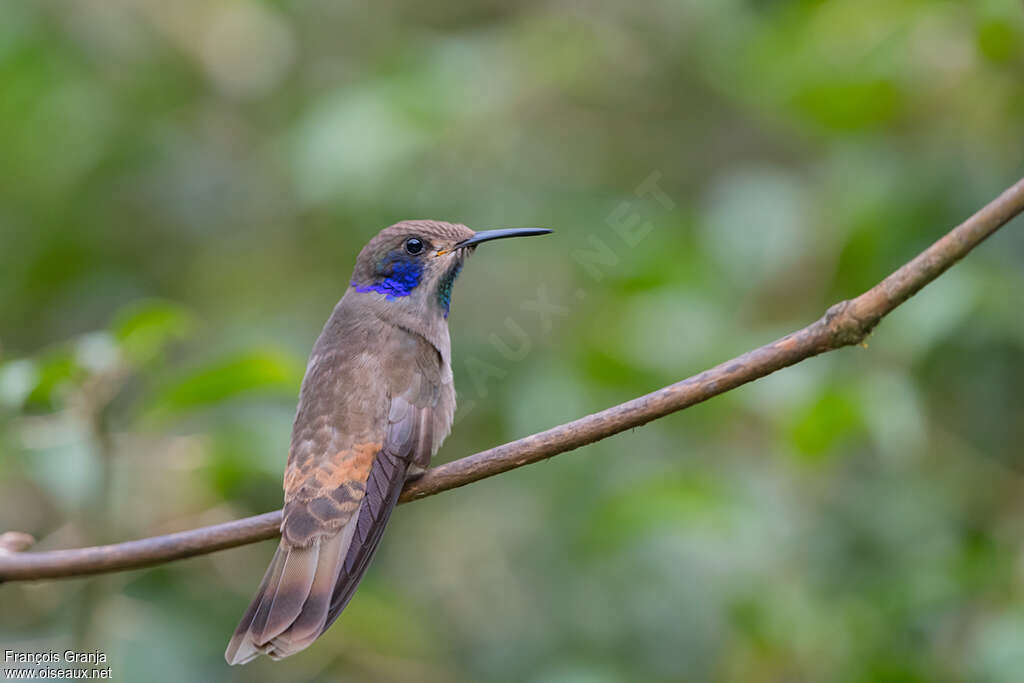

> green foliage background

[{"left": 2, "top": 1, "right": 1024, "bottom": 681}]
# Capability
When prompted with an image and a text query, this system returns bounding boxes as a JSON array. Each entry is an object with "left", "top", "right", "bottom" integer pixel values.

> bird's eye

[{"left": 404, "top": 237, "right": 425, "bottom": 255}]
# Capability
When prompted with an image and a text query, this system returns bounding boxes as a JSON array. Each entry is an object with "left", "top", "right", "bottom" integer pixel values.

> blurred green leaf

[
  {"left": 787, "top": 388, "right": 865, "bottom": 460},
  {"left": 113, "top": 300, "right": 196, "bottom": 366},
  {"left": 791, "top": 78, "right": 903, "bottom": 132},
  {"left": 584, "top": 474, "right": 729, "bottom": 553},
  {"left": 976, "top": 19, "right": 1019, "bottom": 63},
  {"left": 154, "top": 348, "right": 302, "bottom": 413},
  {"left": 23, "top": 349, "right": 82, "bottom": 410}
]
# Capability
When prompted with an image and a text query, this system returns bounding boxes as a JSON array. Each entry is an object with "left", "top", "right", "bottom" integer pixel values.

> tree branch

[{"left": 3, "top": 178, "right": 1023, "bottom": 583}]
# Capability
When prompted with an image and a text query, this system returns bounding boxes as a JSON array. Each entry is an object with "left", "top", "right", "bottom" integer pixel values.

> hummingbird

[{"left": 225, "top": 221, "right": 552, "bottom": 664}]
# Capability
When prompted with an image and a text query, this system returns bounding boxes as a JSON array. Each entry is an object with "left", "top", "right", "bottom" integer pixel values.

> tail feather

[
  {"left": 224, "top": 543, "right": 288, "bottom": 665},
  {"left": 251, "top": 540, "right": 320, "bottom": 644},
  {"left": 225, "top": 534, "right": 343, "bottom": 664},
  {"left": 267, "top": 521, "right": 357, "bottom": 657}
]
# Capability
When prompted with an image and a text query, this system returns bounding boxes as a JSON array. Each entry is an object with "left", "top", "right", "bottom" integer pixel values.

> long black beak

[{"left": 452, "top": 228, "right": 553, "bottom": 251}]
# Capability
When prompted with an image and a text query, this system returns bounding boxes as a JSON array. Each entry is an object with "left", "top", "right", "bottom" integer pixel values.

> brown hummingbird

[{"left": 225, "top": 221, "right": 552, "bottom": 664}]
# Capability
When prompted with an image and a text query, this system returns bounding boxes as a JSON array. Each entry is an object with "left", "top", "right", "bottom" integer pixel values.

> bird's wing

[
  {"left": 225, "top": 341, "right": 440, "bottom": 664},
  {"left": 321, "top": 393, "right": 434, "bottom": 629}
]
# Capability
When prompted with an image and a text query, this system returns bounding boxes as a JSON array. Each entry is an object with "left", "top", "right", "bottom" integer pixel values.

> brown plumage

[{"left": 225, "top": 220, "right": 551, "bottom": 664}]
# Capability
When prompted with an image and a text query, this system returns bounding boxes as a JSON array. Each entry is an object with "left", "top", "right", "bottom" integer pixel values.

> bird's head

[{"left": 350, "top": 220, "right": 551, "bottom": 319}]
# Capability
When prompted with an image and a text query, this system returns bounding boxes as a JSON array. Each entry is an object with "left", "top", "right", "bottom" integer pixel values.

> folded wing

[{"left": 225, "top": 391, "right": 432, "bottom": 664}]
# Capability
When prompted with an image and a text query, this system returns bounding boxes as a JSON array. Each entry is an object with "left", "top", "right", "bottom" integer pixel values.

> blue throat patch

[
  {"left": 352, "top": 255, "right": 423, "bottom": 300},
  {"left": 438, "top": 262, "right": 463, "bottom": 318}
]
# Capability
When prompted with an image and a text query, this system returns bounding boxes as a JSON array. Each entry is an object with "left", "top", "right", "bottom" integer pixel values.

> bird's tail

[
  {"left": 224, "top": 523, "right": 353, "bottom": 665},
  {"left": 225, "top": 449, "right": 408, "bottom": 665}
]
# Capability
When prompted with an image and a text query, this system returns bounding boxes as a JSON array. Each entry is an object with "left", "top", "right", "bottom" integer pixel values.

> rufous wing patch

[
  {"left": 281, "top": 442, "right": 383, "bottom": 547},
  {"left": 324, "top": 442, "right": 380, "bottom": 489},
  {"left": 284, "top": 442, "right": 382, "bottom": 500}
]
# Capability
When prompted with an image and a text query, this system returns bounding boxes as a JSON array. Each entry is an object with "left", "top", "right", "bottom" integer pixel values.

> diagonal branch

[{"left": 3, "top": 178, "right": 1023, "bottom": 583}]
